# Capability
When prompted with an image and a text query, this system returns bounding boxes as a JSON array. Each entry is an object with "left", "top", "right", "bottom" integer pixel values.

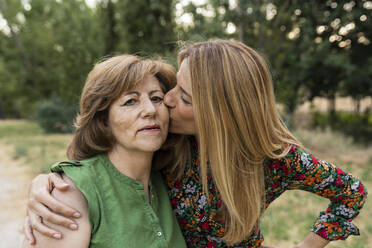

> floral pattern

[{"left": 163, "top": 137, "right": 368, "bottom": 247}]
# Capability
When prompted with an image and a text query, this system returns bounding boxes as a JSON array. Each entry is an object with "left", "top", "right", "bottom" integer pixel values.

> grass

[
  {"left": 0, "top": 120, "right": 72, "bottom": 174},
  {"left": 0, "top": 120, "right": 370, "bottom": 247},
  {"left": 0, "top": 120, "right": 42, "bottom": 138},
  {"left": 261, "top": 128, "right": 372, "bottom": 247}
]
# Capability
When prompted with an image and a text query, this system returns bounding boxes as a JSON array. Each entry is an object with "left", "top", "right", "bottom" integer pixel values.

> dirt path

[{"left": 0, "top": 143, "right": 33, "bottom": 248}]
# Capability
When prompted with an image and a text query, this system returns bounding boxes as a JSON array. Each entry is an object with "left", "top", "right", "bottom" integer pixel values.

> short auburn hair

[{"left": 67, "top": 55, "right": 176, "bottom": 164}]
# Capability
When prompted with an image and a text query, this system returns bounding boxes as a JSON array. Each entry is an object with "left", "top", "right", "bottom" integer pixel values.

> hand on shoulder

[{"left": 23, "top": 173, "right": 91, "bottom": 248}]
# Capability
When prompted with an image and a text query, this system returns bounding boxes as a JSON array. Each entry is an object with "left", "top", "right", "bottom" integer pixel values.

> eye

[
  {"left": 151, "top": 96, "right": 163, "bottom": 103},
  {"left": 123, "top": 99, "right": 136, "bottom": 106},
  {"left": 181, "top": 96, "right": 191, "bottom": 105}
]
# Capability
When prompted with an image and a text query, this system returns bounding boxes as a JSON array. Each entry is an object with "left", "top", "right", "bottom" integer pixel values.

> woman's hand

[
  {"left": 293, "top": 232, "right": 329, "bottom": 248},
  {"left": 262, "top": 232, "right": 329, "bottom": 248},
  {"left": 24, "top": 173, "right": 81, "bottom": 245},
  {"left": 23, "top": 174, "right": 91, "bottom": 248}
]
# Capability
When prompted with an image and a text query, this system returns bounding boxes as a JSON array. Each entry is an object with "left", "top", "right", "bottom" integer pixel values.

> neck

[{"left": 107, "top": 145, "right": 153, "bottom": 189}]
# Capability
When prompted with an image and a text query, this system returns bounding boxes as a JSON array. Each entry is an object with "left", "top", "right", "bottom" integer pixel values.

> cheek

[
  {"left": 159, "top": 105, "right": 170, "bottom": 124},
  {"left": 164, "top": 88, "right": 176, "bottom": 104},
  {"left": 109, "top": 110, "right": 133, "bottom": 136},
  {"left": 179, "top": 105, "right": 194, "bottom": 122}
]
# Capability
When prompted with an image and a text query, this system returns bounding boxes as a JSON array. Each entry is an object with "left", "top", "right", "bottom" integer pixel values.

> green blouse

[{"left": 51, "top": 154, "right": 186, "bottom": 248}]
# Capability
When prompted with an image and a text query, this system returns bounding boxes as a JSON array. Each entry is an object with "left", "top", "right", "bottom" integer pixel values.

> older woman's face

[
  {"left": 108, "top": 75, "right": 169, "bottom": 152},
  {"left": 164, "top": 59, "right": 197, "bottom": 135}
]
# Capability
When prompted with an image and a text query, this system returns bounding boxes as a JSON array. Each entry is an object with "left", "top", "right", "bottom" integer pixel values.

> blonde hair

[
  {"left": 178, "top": 40, "right": 302, "bottom": 244},
  {"left": 67, "top": 54, "right": 177, "bottom": 170}
]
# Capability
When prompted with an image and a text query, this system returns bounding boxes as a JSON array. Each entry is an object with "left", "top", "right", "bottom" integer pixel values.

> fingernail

[
  {"left": 73, "top": 212, "right": 81, "bottom": 218},
  {"left": 69, "top": 224, "right": 78, "bottom": 230},
  {"left": 53, "top": 233, "right": 61, "bottom": 239}
]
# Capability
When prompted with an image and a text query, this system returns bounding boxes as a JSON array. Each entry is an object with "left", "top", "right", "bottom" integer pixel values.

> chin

[
  {"left": 141, "top": 146, "right": 163, "bottom": 152},
  {"left": 138, "top": 140, "right": 165, "bottom": 152}
]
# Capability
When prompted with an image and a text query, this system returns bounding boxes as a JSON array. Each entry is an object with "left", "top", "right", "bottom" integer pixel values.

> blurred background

[{"left": 0, "top": 0, "right": 371, "bottom": 247}]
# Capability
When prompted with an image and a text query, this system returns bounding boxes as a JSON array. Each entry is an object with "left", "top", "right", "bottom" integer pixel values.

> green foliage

[
  {"left": 101, "top": 0, "right": 176, "bottom": 55},
  {"left": 178, "top": 0, "right": 371, "bottom": 117},
  {"left": 312, "top": 110, "right": 372, "bottom": 145},
  {"left": 0, "top": 0, "right": 178, "bottom": 118},
  {"left": 311, "top": 111, "right": 329, "bottom": 129},
  {"left": 35, "top": 97, "right": 77, "bottom": 133},
  {"left": 176, "top": 0, "right": 229, "bottom": 41},
  {"left": 0, "top": 0, "right": 104, "bottom": 118},
  {"left": 0, "top": 0, "right": 371, "bottom": 121}
]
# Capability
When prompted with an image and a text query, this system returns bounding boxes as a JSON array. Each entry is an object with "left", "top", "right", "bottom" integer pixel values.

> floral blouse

[{"left": 163, "top": 137, "right": 367, "bottom": 247}]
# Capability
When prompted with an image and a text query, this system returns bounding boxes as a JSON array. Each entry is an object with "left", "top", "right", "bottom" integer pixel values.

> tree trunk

[
  {"left": 328, "top": 95, "right": 336, "bottom": 112},
  {"left": 328, "top": 94, "right": 336, "bottom": 122},
  {"left": 355, "top": 97, "right": 361, "bottom": 114},
  {"left": 0, "top": 100, "right": 3, "bottom": 119}
]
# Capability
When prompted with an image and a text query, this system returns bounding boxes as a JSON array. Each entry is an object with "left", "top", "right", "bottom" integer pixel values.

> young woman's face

[
  {"left": 108, "top": 75, "right": 169, "bottom": 153},
  {"left": 164, "top": 59, "right": 197, "bottom": 135}
]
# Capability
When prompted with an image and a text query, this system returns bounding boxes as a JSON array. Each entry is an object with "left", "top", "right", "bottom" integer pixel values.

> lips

[{"left": 138, "top": 124, "right": 160, "bottom": 132}]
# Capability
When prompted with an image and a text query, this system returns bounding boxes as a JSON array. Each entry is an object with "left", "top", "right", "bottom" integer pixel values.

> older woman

[
  {"left": 25, "top": 40, "right": 367, "bottom": 248},
  {"left": 22, "top": 55, "right": 187, "bottom": 247}
]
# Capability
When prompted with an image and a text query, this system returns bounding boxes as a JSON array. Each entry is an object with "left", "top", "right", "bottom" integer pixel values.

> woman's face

[
  {"left": 164, "top": 59, "right": 197, "bottom": 135},
  {"left": 108, "top": 75, "right": 169, "bottom": 153}
]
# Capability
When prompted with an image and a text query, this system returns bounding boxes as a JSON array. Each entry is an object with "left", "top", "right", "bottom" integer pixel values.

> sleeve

[
  {"left": 272, "top": 145, "right": 368, "bottom": 241},
  {"left": 50, "top": 160, "right": 101, "bottom": 235}
]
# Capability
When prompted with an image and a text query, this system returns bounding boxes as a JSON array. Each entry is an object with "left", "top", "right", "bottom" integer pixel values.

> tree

[
  {"left": 0, "top": 0, "right": 104, "bottom": 117},
  {"left": 178, "top": 0, "right": 371, "bottom": 123},
  {"left": 115, "top": 0, "right": 177, "bottom": 55},
  {"left": 340, "top": 0, "right": 372, "bottom": 113}
]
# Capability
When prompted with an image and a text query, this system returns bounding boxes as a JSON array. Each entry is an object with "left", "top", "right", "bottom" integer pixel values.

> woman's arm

[
  {"left": 23, "top": 174, "right": 91, "bottom": 247},
  {"left": 24, "top": 173, "right": 82, "bottom": 244},
  {"left": 266, "top": 145, "right": 367, "bottom": 244}
]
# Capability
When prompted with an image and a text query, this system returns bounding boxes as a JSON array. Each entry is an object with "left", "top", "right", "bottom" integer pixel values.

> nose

[
  {"left": 164, "top": 88, "right": 176, "bottom": 108},
  {"left": 141, "top": 98, "right": 156, "bottom": 118}
]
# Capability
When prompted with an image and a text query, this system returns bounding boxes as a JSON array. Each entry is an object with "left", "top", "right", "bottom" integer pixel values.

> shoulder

[
  {"left": 51, "top": 155, "right": 103, "bottom": 186},
  {"left": 49, "top": 173, "right": 91, "bottom": 244},
  {"left": 265, "top": 145, "right": 309, "bottom": 178},
  {"left": 22, "top": 173, "right": 91, "bottom": 248},
  {"left": 52, "top": 174, "right": 89, "bottom": 211},
  {"left": 51, "top": 155, "right": 103, "bottom": 170}
]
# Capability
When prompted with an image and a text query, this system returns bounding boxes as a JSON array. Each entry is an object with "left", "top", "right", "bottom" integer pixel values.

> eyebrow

[
  {"left": 150, "top": 90, "right": 163, "bottom": 95},
  {"left": 125, "top": 91, "right": 140, "bottom": 96},
  {"left": 180, "top": 86, "right": 191, "bottom": 98},
  {"left": 124, "top": 90, "right": 163, "bottom": 96}
]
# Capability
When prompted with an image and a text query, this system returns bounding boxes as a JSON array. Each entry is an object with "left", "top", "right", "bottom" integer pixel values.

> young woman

[
  {"left": 22, "top": 55, "right": 187, "bottom": 247},
  {"left": 25, "top": 40, "right": 367, "bottom": 248}
]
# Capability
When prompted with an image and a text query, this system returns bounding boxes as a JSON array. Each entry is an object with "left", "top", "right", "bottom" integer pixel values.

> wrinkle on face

[{"left": 108, "top": 75, "right": 169, "bottom": 153}]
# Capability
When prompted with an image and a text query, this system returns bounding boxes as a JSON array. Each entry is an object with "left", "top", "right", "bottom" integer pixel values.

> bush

[
  {"left": 35, "top": 97, "right": 78, "bottom": 133},
  {"left": 312, "top": 110, "right": 372, "bottom": 145}
]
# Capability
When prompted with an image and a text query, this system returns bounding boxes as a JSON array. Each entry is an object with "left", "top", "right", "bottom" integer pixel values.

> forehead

[
  {"left": 177, "top": 60, "right": 191, "bottom": 91},
  {"left": 129, "top": 74, "right": 162, "bottom": 92}
]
